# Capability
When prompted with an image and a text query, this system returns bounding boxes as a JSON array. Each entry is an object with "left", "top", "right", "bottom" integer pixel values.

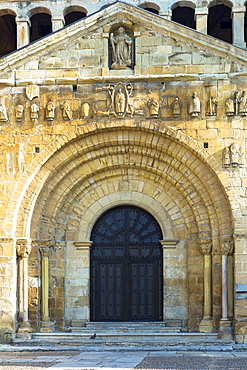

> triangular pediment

[{"left": 0, "top": 0, "right": 247, "bottom": 84}]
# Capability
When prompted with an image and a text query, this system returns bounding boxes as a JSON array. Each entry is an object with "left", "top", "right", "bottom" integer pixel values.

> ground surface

[{"left": 1, "top": 349, "right": 247, "bottom": 369}]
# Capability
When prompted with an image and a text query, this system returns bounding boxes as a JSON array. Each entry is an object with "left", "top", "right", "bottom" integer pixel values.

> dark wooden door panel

[{"left": 90, "top": 206, "right": 163, "bottom": 321}]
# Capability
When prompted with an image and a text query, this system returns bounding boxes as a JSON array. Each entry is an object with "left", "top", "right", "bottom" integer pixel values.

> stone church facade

[{"left": 0, "top": 0, "right": 247, "bottom": 344}]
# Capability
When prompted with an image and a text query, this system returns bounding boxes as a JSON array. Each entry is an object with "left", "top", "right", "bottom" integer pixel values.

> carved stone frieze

[
  {"left": 108, "top": 82, "right": 134, "bottom": 118},
  {"left": 147, "top": 99, "right": 159, "bottom": 117},
  {"left": 26, "top": 85, "right": 39, "bottom": 101}
]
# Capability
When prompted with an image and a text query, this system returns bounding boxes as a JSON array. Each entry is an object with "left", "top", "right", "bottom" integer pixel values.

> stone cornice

[{"left": 74, "top": 241, "right": 93, "bottom": 250}]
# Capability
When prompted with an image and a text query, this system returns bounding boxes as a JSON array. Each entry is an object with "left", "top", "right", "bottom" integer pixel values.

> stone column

[
  {"left": 39, "top": 241, "right": 55, "bottom": 332},
  {"left": 199, "top": 239, "right": 213, "bottom": 332},
  {"left": 195, "top": 8, "right": 208, "bottom": 34},
  {"left": 16, "top": 17, "right": 30, "bottom": 49},
  {"left": 52, "top": 16, "right": 65, "bottom": 32},
  {"left": 159, "top": 10, "right": 172, "bottom": 20},
  {"left": 219, "top": 239, "right": 234, "bottom": 339},
  {"left": 232, "top": 6, "right": 246, "bottom": 48},
  {"left": 16, "top": 238, "right": 32, "bottom": 339},
  {"left": 101, "top": 25, "right": 110, "bottom": 76}
]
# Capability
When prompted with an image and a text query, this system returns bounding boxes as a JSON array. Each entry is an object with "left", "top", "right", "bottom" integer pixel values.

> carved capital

[
  {"left": 53, "top": 241, "right": 66, "bottom": 252},
  {"left": 221, "top": 239, "right": 234, "bottom": 255},
  {"left": 16, "top": 238, "right": 32, "bottom": 258},
  {"left": 199, "top": 241, "right": 212, "bottom": 255},
  {"left": 40, "top": 246, "right": 50, "bottom": 258}
]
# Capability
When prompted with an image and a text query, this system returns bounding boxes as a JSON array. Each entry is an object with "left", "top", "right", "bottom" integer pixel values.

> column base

[
  {"left": 199, "top": 317, "right": 213, "bottom": 333},
  {"left": 233, "top": 42, "right": 246, "bottom": 49},
  {"left": 40, "top": 320, "right": 56, "bottom": 333},
  {"left": 218, "top": 319, "right": 233, "bottom": 340},
  {"left": 16, "top": 321, "right": 32, "bottom": 339}
]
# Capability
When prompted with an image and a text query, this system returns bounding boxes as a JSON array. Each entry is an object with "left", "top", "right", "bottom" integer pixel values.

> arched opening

[
  {"left": 90, "top": 205, "right": 163, "bottom": 321},
  {"left": 0, "top": 11, "right": 17, "bottom": 57},
  {"left": 30, "top": 12, "right": 52, "bottom": 42},
  {"left": 64, "top": 7, "right": 87, "bottom": 26},
  {"left": 208, "top": 4, "right": 232, "bottom": 43},
  {"left": 172, "top": 3, "right": 196, "bottom": 29},
  {"left": 139, "top": 2, "right": 160, "bottom": 14}
]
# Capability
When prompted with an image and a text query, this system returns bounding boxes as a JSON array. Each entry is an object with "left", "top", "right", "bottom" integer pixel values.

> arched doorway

[{"left": 90, "top": 205, "right": 163, "bottom": 322}]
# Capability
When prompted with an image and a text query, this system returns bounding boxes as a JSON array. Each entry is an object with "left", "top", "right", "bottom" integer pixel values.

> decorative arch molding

[
  {"left": 5, "top": 120, "right": 238, "bottom": 241},
  {"left": 28, "top": 6, "right": 52, "bottom": 17},
  {"left": 64, "top": 5, "right": 88, "bottom": 16},
  {"left": 171, "top": 1, "right": 196, "bottom": 10},
  {"left": 0, "top": 9, "right": 17, "bottom": 17},
  {"left": 208, "top": 0, "right": 233, "bottom": 8}
]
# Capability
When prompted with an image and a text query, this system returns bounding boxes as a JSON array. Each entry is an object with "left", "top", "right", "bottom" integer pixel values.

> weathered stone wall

[{"left": 0, "top": 5, "right": 247, "bottom": 342}]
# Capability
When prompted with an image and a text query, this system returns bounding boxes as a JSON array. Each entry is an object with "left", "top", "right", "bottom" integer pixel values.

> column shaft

[
  {"left": 222, "top": 254, "right": 228, "bottom": 320},
  {"left": 16, "top": 18, "right": 30, "bottom": 49},
  {"left": 232, "top": 7, "right": 246, "bottom": 48},
  {"left": 195, "top": 8, "right": 208, "bottom": 34},
  {"left": 52, "top": 17, "right": 65, "bottom": 32},
  {"left": 41, "top": 257, "right": 49, "bottom": 320}
]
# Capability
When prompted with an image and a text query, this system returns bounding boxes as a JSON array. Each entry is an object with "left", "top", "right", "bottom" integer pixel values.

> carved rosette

[
  {"left": 221, "top": 239, "right": 234, "bottom": 255},
  {"left": 16, "top": 238, "right": 32, "bottom": 258}
]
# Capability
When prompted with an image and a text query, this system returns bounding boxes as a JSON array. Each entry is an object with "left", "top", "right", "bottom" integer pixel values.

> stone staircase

[{"left": 12, "top": 322, "right": 235, "bottom": 349}]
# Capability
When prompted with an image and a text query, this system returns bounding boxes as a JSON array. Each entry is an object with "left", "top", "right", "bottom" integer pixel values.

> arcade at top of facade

[{"left": 0, "top": 0, "right": 247, "bottom": 58}]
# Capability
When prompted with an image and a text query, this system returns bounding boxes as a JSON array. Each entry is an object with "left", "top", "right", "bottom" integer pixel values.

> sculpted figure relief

[
  {"left": 16, "top": 105, "right": 24, "bottom": 121},
  {"left": 239, "top": 91, "right": 247, "bottom": 116},
  {"left": 108, "top": 82, "right": 134, "bottom": 118},
  {"left": 147, "top": 99, "right": 159, "bottom": 117},
  {"left": 30, "top": 103, "right": 39, "bottom": 121},
  {"left": 223, "top": 143, "right": 244, "bottom": 167},
  {"left": 110, "top": 27, "right": 132, "bottom": 69},
  {"left": 0, "top": 99, "right": 8, "bottom": 121},
  {"left": 189, "top": 92, "right": 200, "bottom": 117},
  {"left": 46, "top": 101, "right": 55, "bottom": 120},
  {"left": 81, "top": 102, "right": 90, "bottom": 117},
  {"left": 115, "top": 88, "right": 126, "bottom": 116},
  {"left": 61, "top": 101, "right": 72, "bottom": 120},
  {"left": 206, "top": 97, "right": 218, "bottom": 116},
  {"left": 171, "top": 97, "right": 182, "bottom": 117}
]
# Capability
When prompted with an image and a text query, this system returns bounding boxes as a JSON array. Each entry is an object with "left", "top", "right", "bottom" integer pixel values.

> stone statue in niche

[
  {"left": 46, "top": 101, "right": 55, "bottom": 120},
  {"left": 189, "top": 92, "right": 200, "bottom": 117},
  {"left": 61, "top": 102, "right": 72, "bottom": 120},
  {"left": 0, "top": 99, "right": 8, "bottom": 121},
  {"left": 110, "top": 27, "right": 132, "bottom": 69},
  {"left": 81, "top": 102, "right": 90, "bottom": 118},
  {"left": 171, "top": 97, "right": 182, "bottom": 117},
  {"left": 147, "top": 99, "right": 159, "bottom": 117},
  {"left": 16, "top": 105, "right": 24, "bottom": 121},
  {"left": 239, "top": 91, "right": 247, "bottom": 116},
  {"left": 108, "top": 82, "right": 134, "bottom": 118},
  {"left": 206, "top": 97, "right": 218, "bottom": 116},
  {"left": 30, "top": 103, "right": 39, "bottom": 121},
  {"left": 223, "top": 143, "right": 244, "bottom": 167}
]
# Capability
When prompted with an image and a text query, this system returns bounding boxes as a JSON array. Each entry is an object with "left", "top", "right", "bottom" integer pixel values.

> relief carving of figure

[
  {"left": 171, "top": 97, "right": 182, "bottom": 117},
  {"left": 239, "top": 91, "right": 247, "bottom": 116},
  {"left": 147, "top": 99, "right": 159, "bottom": 117},
  {"left": 16, "top": 105, "right": 24, "bottom": 121},
  {"left": 46, "top": 101, "right": 55, "bottom": 120},
  {"left": 206, "top": 97, "right": 218, "bottom": 116},
  {"left": 30, "top": 103, "right": 39, "bottom": 121},
  {"left": 61, "top": 101, "right": 72, "bottom": 120},
  {"left": 110, "top": 27, "right": 132, "bottom": 69},
  {"left": 230, "top": 143, "right": 244, "bottom": 167},
  {"left": 81, "top": 102, "right": 90, "bottom": 117},
  {"left": 223, "top": 143, "right": 244, "bottom": 167},
  {"left": 225, "top": 95, "right": 234, "bottom": 116},
  {"left": 115, "top": 88, "right": 126, "bottom": 115},
  {"left": 189, "top": 92, "right": 200, "bottom": 117},
  {"left": 222, "top": 147, "right": 231, "bottom": 167},
  {"left": 108, "top": 82, "right": 134, "bottom": 118},
  {"left": 0, "top": 99, "right": 8, "bottom": 121}
]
